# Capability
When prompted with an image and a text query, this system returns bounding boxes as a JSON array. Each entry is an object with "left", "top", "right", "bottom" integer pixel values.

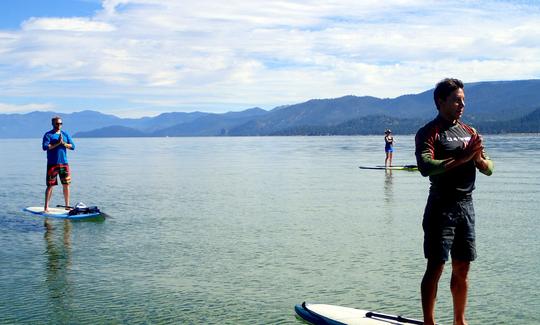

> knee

[
  {"left": 424, "top": 260, "right": 445, "bottom": 278},
  {"left": 452, "top": 261, "right": 470, "bottom": 279}
]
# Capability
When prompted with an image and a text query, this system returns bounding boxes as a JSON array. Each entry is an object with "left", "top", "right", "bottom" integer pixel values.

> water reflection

[
  {"left": 44, "top": 219, "right": 73, "bottom": 319},
  {"left": 384, "top": 169, "right": 393, "bottom": 203},
  {"left": 383, "top": 169, "right": 394, "bottom": 225}
]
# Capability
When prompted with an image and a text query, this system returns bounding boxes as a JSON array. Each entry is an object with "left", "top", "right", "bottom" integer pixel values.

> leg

[
  {"left": 385, "top": 152, "right": 390, "bottom": 167},
  {"left": 451, "top": 259, "right": 470, "bottom": 325},
  {"left": 45, "top": 165, "right": 59, "bottom": 212},
  {"left": 388, "top": 152, "right": 393, "bottom": 167},
  {"left": 62, "top": 184, "right": 70, "bottom": 208},
  {"left": 44, "top": 217, "right": 53, "bottom": 230},
  {"left": 44, "top": 185, "right": 54, "bottom": 212},
  {"left": 59, "top": 165, "right": 71, "bottom": 209},
  {"left": 63, "top": 219, "right": 71, "bottom": 245},
  {"left": 421, "top": 259, "right": 445, "bottom": 325}
]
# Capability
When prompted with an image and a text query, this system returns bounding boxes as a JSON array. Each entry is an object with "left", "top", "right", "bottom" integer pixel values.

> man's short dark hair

[
  {"left": 51, "top": 116, "right": 62, "bottom": 124},
  {"left": 434, "top": 78, "right": 464, "bottom": 110}
]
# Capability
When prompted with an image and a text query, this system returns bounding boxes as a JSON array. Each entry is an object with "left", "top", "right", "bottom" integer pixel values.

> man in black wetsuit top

[{"left": 415, "top": 78, "right": 494, "bottom": 325}]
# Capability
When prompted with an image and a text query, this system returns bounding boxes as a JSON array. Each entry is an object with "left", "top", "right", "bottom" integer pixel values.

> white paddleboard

[
  {"left": 23, "top": 206, "right": 102, "bottom": 219},
  {"left": 359, "top": 165, "right": 418, "bottom": 171},
  {"left": 295, "top": 302, "right": 425, "bottom": 325}
]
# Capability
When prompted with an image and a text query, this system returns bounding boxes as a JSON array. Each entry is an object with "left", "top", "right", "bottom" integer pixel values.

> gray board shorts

[{"left": 422, "top": 192, "right": 476, "bottom": 262}]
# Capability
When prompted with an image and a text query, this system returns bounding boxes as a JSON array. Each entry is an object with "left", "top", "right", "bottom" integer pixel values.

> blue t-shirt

[{"left": 42, "top": 130, "right": 75, "bottom": 165}]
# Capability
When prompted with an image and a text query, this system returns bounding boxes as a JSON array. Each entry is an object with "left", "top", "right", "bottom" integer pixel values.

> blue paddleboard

[{"left": 23, "top": 206, "right": 102, "bottom": 219}]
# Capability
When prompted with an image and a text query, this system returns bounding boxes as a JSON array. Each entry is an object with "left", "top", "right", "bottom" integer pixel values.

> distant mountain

[
  {"left": 229, "top": 79, "right": 540, "bottom": 135},
  {"left": 464, "top": 80, "right": 540, "bottom": 121},
  {"left": 475, "top": 107, "right": 540, "bottom": 133},
  {"left": 72, "top": 107, "right": 269, "bottom": 138},
  {"left": 266, "top": 106, "right": 540, "bottom": 136},
  {"left": 151, "top": 108, "right": 268, "bottom": 136},
  {"left": 124, "top": 111, "right": 210, "bottom": 132},
  {"left": 74, "top": 125, "right": 147, "bottom": 138},
  {"left": 1, "top": 79, "right": 539, "bottom": 138},
  {"left": 228, "top": 95, "right": 393, "bottom": 136},
  {"left": 0, "top": 110, "right": 124, "bottom": 138},
  {"left": 269, "top": 115, "right": 426, "bottom": 136},
  {"left": 72, "top": 111, "right": 213, "bottom": 138}
]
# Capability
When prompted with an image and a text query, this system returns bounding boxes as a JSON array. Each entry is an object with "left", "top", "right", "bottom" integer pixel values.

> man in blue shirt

[{"left": 42, "top": 116, "right": 75, "bottom": 212}]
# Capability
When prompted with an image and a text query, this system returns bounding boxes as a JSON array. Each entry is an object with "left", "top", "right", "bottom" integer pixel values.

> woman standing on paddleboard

[{"left": 384, "top": 129, "right": 394, "bottom": 167}]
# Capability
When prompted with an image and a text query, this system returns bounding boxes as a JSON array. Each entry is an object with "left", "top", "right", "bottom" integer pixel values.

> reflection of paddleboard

[
  {"left": 359, "top": 165, "right": 418, "bottom": 171},
  {"left": 295, "top": 302, "right": 426, "bottom": 325},
  {"left": 23, "top": 205, "right": 102, "bottom": 219}
]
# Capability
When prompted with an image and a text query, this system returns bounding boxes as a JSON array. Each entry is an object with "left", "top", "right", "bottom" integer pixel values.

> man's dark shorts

[
  {"left": 46, "top": 164, "right": 71, "bottom": 186},
  {"left": 422, "top": 192, "right": 476, "bottom": 262}
]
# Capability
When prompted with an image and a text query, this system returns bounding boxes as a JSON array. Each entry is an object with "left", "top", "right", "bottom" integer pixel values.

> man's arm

[
  {"left": 42, "top": 133, "right": 61, "bottom": 151},
  {"left": 415, "top": 127, "right": 488, "bottom": 177},
  {"left": 474, "top": 148, "right": 494, "bottom": 176},
  {"left": 42, "top": 133, "right": 50, "bottom": 151},
  {"left": 61, "top": 132, "right": 75, "bottom": 150},
  {"left": 462, "top": 126, "right": 493, "bottom": 176},
  {"left": 415, "top": 128, "right": 447, "bottom": 177},
  {"left": 436, "top": 133, "right": 487, "bottom": 172}
]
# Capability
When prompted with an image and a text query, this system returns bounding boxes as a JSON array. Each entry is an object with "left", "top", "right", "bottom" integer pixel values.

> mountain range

[{"left": 1, "top": 79, "right": 539, "bottom": 138}]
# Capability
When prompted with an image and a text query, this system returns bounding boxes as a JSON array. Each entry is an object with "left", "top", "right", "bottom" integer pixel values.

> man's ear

[{"left": 435, "top": 98, "right": 442, "bottom": 110}]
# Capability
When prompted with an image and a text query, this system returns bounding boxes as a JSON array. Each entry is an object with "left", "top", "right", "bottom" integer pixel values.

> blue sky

[
  {"left": 1, "top": 0, "right": 539, "bottom": 117},
  {"left": 0, "top": 0, "right": 102, "bottom": 29}
]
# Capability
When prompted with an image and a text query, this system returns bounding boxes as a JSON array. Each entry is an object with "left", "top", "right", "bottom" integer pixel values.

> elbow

[
  {"left": 416, "top": 161, "right": 430, "bottom": 177},
  {"left": 479, "top": 161, "right": 494, "bottom": 176},
  {"left": 481, "top": 168, "right": 493, "bottom": 176},
  {"left": 417, "top": 164, "right": 429, "bottom": 177}
]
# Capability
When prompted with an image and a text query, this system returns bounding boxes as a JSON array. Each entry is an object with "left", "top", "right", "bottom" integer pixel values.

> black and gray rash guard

[{"left": 415, "top": 116, "right": 493, "bottom": 194}]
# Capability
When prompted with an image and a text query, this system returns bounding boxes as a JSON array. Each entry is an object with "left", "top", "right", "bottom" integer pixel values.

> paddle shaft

[
  {"left": 366, "top": 311, "right": 427, "bottom": 325},
  {"left": 56, "top": 204, "right": 74, "bottom": 209}
]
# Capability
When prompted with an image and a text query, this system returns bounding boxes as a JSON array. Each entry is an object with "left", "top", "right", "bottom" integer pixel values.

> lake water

[{"left": 0, "top": 135, "right": 538, "bottom": 324}]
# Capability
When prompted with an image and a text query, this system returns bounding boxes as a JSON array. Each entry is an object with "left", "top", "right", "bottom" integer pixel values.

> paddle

[
  {"left": 56, "top": 204, "right": 101, "bottom": 216},
  {"left": 366, "top": 311, "right": 429, "bottom": 325}
]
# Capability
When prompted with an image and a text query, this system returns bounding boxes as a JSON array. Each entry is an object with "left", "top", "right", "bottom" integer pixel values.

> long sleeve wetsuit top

[{"left": 415, "top": 116, "right": 493, "bottom": 195}]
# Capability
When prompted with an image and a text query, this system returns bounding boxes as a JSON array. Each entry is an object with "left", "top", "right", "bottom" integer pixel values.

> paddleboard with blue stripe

[
  {"left": 23, "top": 206, "right": 102, "bottom": 219},
  {"left": 295, "top": 302, "right": 426, "bottom": 325}
]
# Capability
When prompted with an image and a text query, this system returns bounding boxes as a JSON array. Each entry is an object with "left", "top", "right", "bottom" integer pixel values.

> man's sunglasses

[{"left": 55, "top": 122, "right": 63, "bottom": 125}]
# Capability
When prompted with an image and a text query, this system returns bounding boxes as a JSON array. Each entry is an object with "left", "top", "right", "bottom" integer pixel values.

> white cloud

[
  {"left": 22, "top": 17, "right": 115, "bottom": 32},
  {"left": 1, "top": 0, "right": 540, "bottom": 116}
]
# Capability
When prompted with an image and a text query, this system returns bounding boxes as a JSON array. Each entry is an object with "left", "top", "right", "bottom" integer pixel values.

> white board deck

[
  {"left": 359, "top": 165, "right": 418, "bottom": 171},
  {"left": 23, "top": 206, "right": 101, "bottom": 219},
  {"left": 295, "top": 303, "right": 424, "bottom": 325}
]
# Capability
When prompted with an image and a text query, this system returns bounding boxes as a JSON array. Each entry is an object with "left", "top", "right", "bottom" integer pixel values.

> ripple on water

[{"left": 1, "top": 135, "right": 539, "bottom": 324}]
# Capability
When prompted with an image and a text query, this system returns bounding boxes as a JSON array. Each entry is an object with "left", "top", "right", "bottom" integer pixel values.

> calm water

[{"left": 0, "top": 135, "right": 538, "bottom": 324}]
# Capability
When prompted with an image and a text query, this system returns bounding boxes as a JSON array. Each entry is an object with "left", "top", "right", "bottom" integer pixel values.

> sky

[{"left": 0, "top": 0, "right": 539, "bottom": 117}]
